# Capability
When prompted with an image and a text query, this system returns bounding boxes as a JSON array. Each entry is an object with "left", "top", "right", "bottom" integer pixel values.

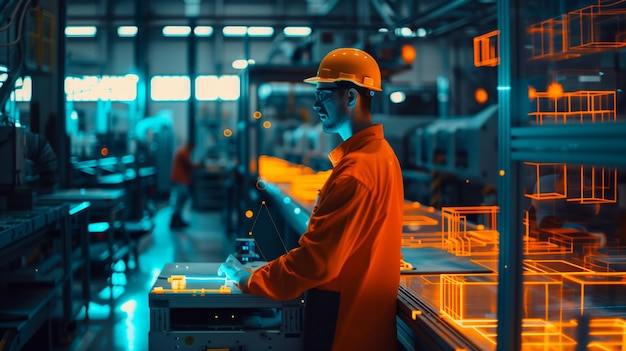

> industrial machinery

[
  {"left": 410, "top": 104, "right": 499, "bottom": 189},
  {"left": 149, "top": 262, "right": 303, "bottom": 351},
  {"left": 0, "top": 125, "right": 59, "bottom": 211}
]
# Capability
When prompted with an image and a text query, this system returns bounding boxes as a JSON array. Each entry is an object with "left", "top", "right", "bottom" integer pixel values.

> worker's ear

[{"left": 346, "top": 88, "right": 357, "bottom": 108}]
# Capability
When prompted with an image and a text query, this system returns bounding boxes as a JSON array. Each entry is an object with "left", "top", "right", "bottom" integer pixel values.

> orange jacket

[
  {"left": 242, "top": 125, "right": 404, "bottom": 350},
  {"left": 170, "top": 144, "right": 195, "bottom": 185}
]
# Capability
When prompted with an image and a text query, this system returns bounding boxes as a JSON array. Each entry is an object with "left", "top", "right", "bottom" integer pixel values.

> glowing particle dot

[
  {"left": 253, "top": 111, "right": 262, "bottom": 119},
  {"left": 245, "top": 210, "right": 254, "bottom": 218},
  {"left": 499, "top": 169, "right": 505, "bottom": 176},
  {"left": 223, "top": 129, "right": 233, "bottom": 137}
]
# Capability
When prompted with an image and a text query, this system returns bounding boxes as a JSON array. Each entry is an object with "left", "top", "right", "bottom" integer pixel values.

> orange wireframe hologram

[
  {"left": 439, "top": 273, "right": 563, "bottom": 328},
  {"left": 403, "top": 215, "right": 438, "bottom": 227},
  {"left": 402, "top": 233, "right": 443, "bottom": 248},
  {"left": 528, "top": 0, "right": 626, "bottom": 61},
  {"left": 473, "top": 30, "right": 500, "bottom": 67},
  {"left": 439, "top": 273, "right": 499, "bottom": 328},
  {"left": 566, "top": 166, "right": 618, "bottom": 204},
  {"left": 440, "top": 206, "right": 499, "bottom": 256},
  {"left": 573, "top": 318, "right": 626, "bottom": 351},
  {"left": 584, "top": 247, "right": 626, "bottom": 272},
  {"left": 568, "top": 0, "right": 626, "bottom": 52},
  {"left": 543, "top": 227, "right": 605, "bottom": 257},
  {"left": 528, "top": 89, "right": 616, "bottom": 124},
  {"left": 523, "top": 259, "right": 593, "bottom": 274},
  {"left": 524, "top": 163, "right": 568, "bottom": 200},
  {"left": 561, "top": 272, "right": 626, "bottom": 316},
  {"left": 401, "top": 204, "right": 442, "bottom": 248},
  {"left": 519, "top": 319, "right": 577, "bottom": 351},
  {"left": 523, "top": 211, "right": 572, "bottom": 256},
  {"left": 528, "top": 16, "right": 580, "bottom": 61},
  {"left": 472, "top": 318, "right": 626, "bottom": 350}
]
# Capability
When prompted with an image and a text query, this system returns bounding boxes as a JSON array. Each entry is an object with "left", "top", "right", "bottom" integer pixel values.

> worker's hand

[{"left": 217, "top": 254, "right": 251, "bottom": 287}]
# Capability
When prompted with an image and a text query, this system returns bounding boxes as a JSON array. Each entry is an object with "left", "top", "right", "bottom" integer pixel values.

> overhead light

[
  {"left": 117, "top": 26, "right": 138, "bottom": 37},
  {"left": 65, "top": 26, "right": 97, "bottom": 37},
  {"left": 232, "top": 59, "right": 248, "bottom": 69},
  {"left": 395, "top": 27, "right": 414, "bottom": 37},
  {"left": 247, "top": 26, "right": 274, "bottom": 37},
  {"left": 283, "top": 26, "right": 311, "bottom": 37},
  {"left": 416, "top": 28, "right": 428, "bottom": 37},
  {"left": 223, "top": 26, "right": 247, "bottom": 37},
  {"left": 390, "top": 91, "right": 406, "bottom": 104},
  {"left": 162, "top": 26, "right": 191, "bottom": 37},
  {"left": 194, "top": 26, "right": 213, "bottom": 36},
  {"left": 378, "top": 28, "right": 389, "bottom": 33}
]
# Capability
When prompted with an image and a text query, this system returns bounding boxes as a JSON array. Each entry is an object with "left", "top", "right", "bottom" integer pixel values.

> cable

[
  {"left": 0, "top": 0, "right": 32, "bottom": 48},
  {"left": 0, "top": 0, "right": 26, "bottom": 32}
]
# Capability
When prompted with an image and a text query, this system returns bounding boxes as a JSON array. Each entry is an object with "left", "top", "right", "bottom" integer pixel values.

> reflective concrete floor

[{"left": 57, "top": 203, "right": 234, "bottom": 351}]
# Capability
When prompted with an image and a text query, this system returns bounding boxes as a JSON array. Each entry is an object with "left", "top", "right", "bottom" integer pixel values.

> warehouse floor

[{"left": 57, "top": 202, "right": 234, "bottom": 351}]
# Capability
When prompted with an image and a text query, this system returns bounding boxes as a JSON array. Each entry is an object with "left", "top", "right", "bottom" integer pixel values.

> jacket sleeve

[{"left": 241, "top": 175, "right": 377, "bottom": 300}]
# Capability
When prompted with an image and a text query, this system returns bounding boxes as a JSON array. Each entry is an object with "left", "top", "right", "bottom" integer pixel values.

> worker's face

[{"left": 313, "top": 84, "right": 349, "bottom": 134}]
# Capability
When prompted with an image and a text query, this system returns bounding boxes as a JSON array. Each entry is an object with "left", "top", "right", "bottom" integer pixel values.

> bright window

[
  {"left": 150, "top": 75, "right": 190, "bottom": 101},
  {"left": 218, "top": 75, "right": 240, "bottom": 101},
  {"left": 196, "top": 75, "right": 240, "bottom": 101},
  {"left": 12, "top": 77, "right": 32, "bottom": 102},
  {"left": 100, "top": 75, "right": 138, "bottom": 101},
  {"left": 195, "top": 75, "right": 220, "bottom": 101},
  {"left": 65, "top": 74, "right": 138, "bottom": 101}
]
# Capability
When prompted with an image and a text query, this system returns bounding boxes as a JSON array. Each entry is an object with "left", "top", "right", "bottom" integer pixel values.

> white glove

[{"left": 217, "top": 254, "right": 251, "bottom": 287}]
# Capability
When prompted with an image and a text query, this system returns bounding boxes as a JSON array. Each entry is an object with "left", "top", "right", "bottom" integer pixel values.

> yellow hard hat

[{"left": 304, "top": 48, "right": 382, "bottom": 92}]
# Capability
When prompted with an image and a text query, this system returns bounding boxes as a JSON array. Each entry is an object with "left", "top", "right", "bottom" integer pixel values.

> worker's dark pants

[
  {"left": 303, "top": 288, "right": 340, "bottom": 351},
  {"left": 171, "top": 183, "right": 190, "bottom": 219}
]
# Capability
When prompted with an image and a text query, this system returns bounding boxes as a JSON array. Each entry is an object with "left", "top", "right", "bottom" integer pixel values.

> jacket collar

[{"left": 328, "top": 124, "right": 384, "bottom": 167}]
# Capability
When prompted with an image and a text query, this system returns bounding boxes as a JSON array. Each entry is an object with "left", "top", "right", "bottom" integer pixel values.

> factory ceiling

[{"left": 65, "top": 0, "right": 498, "bottom": 39}]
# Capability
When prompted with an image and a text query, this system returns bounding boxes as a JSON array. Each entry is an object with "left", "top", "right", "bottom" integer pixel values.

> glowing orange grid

[
  {"left": 568, "top": 1, "right": 626, "bottom": 52},
  {"left": 524, "top": 162, "right": 568, "bottom": 200},
  {"left": 567, "top": 166, "right": 617, "bottom": 204},
  {"left": 473, "top": 30, "right": 499, "bottom": 67},
  {"left": 528, "top": 90, "right": 616, "bottom": 124},
  {"left": 440, "top": 206, "right": 499, "bottom": 256}
]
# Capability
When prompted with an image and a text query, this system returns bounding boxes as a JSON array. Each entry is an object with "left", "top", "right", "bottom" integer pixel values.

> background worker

[
  {"left": 169, "top": 141, "right": 199, "bottom": 229},
  {"left": 219, "top": 47, "right": 404, "bottom": 351}
]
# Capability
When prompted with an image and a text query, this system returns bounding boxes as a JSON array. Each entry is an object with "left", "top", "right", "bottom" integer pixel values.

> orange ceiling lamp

[{"left": 401, "top": 44, "right": 416, "bottom": 65}]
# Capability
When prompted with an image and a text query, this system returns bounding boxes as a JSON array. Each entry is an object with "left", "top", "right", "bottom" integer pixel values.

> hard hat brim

[{"left": 303, "top": 76, "right": 382, "bottom": 92}]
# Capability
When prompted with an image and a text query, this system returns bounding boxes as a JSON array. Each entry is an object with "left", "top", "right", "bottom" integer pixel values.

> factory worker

[{"left": 219, "top": 47, "right": 404, "bottom": 351}]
